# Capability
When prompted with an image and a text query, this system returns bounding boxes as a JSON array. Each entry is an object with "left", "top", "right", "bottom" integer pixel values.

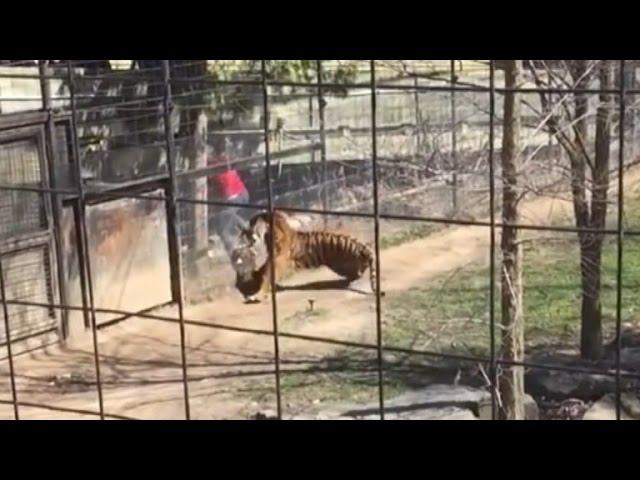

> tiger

[{"left": 235, "top": 209, "right": 382, "bottom": 302}]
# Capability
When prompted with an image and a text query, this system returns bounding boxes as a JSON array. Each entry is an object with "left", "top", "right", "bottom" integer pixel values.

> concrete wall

[{"left": 0, "top": 66, "right": 66, "bottom": 114}]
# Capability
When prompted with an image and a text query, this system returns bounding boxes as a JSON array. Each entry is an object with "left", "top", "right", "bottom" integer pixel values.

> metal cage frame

[{"left": 0, "top": 59, "right": 637, "bottom": 420}]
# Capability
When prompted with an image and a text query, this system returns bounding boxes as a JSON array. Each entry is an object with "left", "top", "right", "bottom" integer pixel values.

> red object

[{"left": 210, "top": 168, "right": 247, "bottom": 200}]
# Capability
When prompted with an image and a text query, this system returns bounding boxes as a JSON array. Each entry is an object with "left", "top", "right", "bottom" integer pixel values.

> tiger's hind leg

[{"left": 366, "top": 256, "right": 385, "bottom": 298}]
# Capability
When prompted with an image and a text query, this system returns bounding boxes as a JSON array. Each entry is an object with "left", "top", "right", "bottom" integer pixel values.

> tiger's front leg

[
  {"left": 259, "top": 267, "right": 273, "bottom": 303},
  {"left": 257, "top": 256, "right": 288, "bottom": 303}
]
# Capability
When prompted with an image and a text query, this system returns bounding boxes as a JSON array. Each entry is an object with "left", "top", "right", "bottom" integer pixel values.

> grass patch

[
  {"left": 383, "top": 265, "right": 492, "bottom": 356},
  {"left": 380, "top": 222, "right": 440, "bottom": 250},
  {"left": 240, "top": 349, "right": 408, "bottom": 416},
  {"left": 277, "top": 368, "right": 404, "bottom": 407},
  {"left": 383, "top": 190, "right": 640, "bottom": 356}
]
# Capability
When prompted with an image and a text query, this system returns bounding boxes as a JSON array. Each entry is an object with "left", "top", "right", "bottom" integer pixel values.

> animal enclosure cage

[{"left": 0, "top": 60, "right": 639, "bottom": 420}]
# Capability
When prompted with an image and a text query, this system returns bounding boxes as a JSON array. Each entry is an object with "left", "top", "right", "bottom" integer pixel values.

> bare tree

[
  {"left": 499, "top": 60, "right": 525, "bottom": 419},
  {"left": 524, "top": 60, "right": 615, "bottom": 360}
]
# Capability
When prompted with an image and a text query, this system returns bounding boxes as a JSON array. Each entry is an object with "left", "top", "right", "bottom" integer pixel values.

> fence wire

[{"left": 0, "top": 59, "right": 637, "bottom": 420}]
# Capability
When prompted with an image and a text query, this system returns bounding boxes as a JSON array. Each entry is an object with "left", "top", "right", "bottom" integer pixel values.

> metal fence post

[
  {"left": 65, "top": 60, "right": 105, "bottom": 419},
  {"left": 162, "top": 60, "right": 191, "bottom": 420},
  {"left": 261, "top": 60, "right": 283, "bottom": 419},
  {"left": 38, "top": 60, "right": 69, "bottom": 339},
  {"left": 615, "top": 59, "right": 627, "bottom": 420},
  {"left": 370, "top": 60, "right": 385, "bottom": 420},
  {"left": 450, "top": 60, "right": 458, "bottom": 212},
  {"left": 0, "top": 260, "right": 19, "bottom": 419},
  {"left": 316, "top": 60, "right": 328, "bottom": 227},
  {"left": 488, "top": 60, "right": 498, "bottom": 420}
]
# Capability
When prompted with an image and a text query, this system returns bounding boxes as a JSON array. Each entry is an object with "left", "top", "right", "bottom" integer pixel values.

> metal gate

[{"left": 0, "top": 112, "right": 61, "bottom": 351}]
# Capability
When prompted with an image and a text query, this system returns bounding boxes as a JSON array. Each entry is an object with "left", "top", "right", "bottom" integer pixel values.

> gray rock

[
  {"left": 333, "top": 384, "right": 489, "bottom": 420},
  {"left": 544, "top": 398, "right": 588, "bottom": 420},
  {"left": 526, "top": 370, "right": 616, "bottom": 401},
  {"left": 604, "top": 328, "right": 640, "bottom": 356},
  {"left": 477, "top": 394, "right": 539, "bottom": 420},
  {"left": 619, "top": 348, "right": 640, "bottom": 369},
  {"left": 382, "top": 352, "right": 400, "bottom": 364},
  {"left": 252, "top": 409, "right": 277, "bottom": 420},
  {"left": 352, "top": 407, "right": 477, "bottom": 420},
  {"left": 582, "top": 395, "right": 636, "bottom": 420},
  {"left": 383, "top": 384, "right": 491, "bottom": 410},
  {"left": 526, "top": 395, "right": 540, "bottom": 420},
  {"left": 526, "top": 345, "right": 640, "bottom": 401},
  {"left": 389, "top": 407, "right": 477, "bottom": 420},
  {"left": 621, "top": 392, "right": 640, "bottom": 419}
]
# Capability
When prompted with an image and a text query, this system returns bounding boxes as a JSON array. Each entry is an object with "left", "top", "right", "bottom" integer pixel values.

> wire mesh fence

[{"left": 0, "top": 59, "right": 639, "bottom": 420}]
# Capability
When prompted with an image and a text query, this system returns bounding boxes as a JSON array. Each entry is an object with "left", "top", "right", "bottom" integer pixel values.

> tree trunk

[
  {"left": 499, "top": 60, "right": 525, "bottom": 420},
  {"left": 530, "top": 60, "right": 613, "bottom": 360},
  {"left": 579, "top": 237, "right": 603, "bottom": 359},
  {"left": 579, "top": 60, "right": 613, "bottom": 360}
]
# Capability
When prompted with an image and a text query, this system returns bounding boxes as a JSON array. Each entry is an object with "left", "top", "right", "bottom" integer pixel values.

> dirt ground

[{"left": 1, "top": 168, "right": 638, "bottom": 420}]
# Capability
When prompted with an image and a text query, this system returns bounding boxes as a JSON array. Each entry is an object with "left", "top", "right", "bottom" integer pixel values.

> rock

[
  {"left": 582, "top": 395, "right": 636, "bottom": 420},
  {"left": 526, "top": 370, "right": 616, "bottom": 401},
  {"left": 604, "top": 328, "right": 640, "bottom": 355},
  {"left": 526, "top": 345, "right": 640, "bottom": 400},
  {"left": 621, "top": 392, "right": 640, "bottom": 419},
  {"left": 352, "top": 407, "right": 477, "bottom": 420},
  {"left": 382, "top": 353, "right": 400, "bottom": 364},
  {"left": 477, "top": 394, "right": 539, "bottom": 420},
  {"left": 252, "top": 409, "right": 277, "bottom": 420},
  {"left": 389, "top": 407, "right": 477, "bottom": 420},
  {"left": 385, "top": 384, "right": 490, "bottom": 410},
  {"left": 619, "top": 348, "right": 640, "bottom": 369},
  {"left": 543, "top": 398, "right": 588, "bottom": 420},
  {"left": 335, "top": 384, "right": 489, "bottom": 420}
]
